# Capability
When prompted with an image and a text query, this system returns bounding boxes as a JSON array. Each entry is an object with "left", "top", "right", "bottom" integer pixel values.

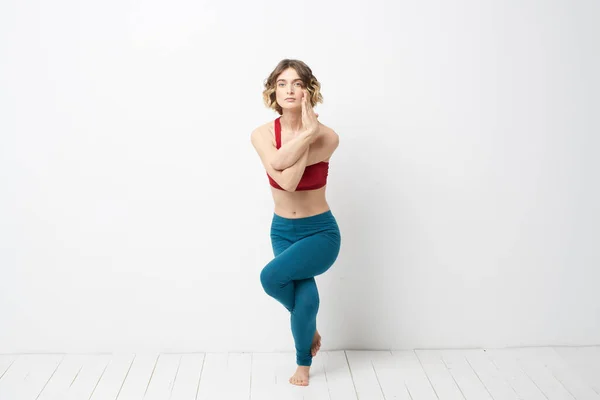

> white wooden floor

[{"left": 0, "top": 347, "right": 598, "bottom": 400}]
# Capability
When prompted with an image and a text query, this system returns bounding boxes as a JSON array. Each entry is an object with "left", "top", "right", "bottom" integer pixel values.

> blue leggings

[{"left": 260, "top": 210, "right": 341, "bottom": 366}]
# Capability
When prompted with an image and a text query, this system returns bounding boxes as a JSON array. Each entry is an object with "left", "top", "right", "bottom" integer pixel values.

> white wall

[{"left": 1, "top": 0, "right": 598, "bottom": 354}]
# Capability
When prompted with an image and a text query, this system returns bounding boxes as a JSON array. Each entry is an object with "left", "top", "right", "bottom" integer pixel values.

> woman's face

[{"left": 275, "top": 67, "right": 305, "bottom": 110}]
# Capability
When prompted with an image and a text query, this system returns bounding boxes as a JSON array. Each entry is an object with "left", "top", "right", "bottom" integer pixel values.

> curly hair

[{"left": 262, "top": 59, "right": 323, "bottom": 115}]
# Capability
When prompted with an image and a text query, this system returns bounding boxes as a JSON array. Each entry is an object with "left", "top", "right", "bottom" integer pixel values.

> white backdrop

[{"left": 1, "top": 0, "right": 598, "bottom": 354}]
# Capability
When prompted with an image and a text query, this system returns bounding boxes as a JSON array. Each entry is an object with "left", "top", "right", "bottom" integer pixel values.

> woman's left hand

[{"left": 301, "top": 89, "right": 319, "bottom": 135}]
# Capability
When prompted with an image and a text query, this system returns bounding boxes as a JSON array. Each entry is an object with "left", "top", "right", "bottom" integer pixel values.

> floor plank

[
  {"left": 250, "top": 352, "right": 332, "bottom": 400},
  {"left": 89, "top": 353, "right": 135, "bottom": 400},
  {"left": 346, "top": 351, "right": 386, "bottom": 400},
  {"left": 370, "top": 351, "right": 411, "bottom": 399},
  {"left": 542, "top": 347, "right": 600, "bottom": 400},
  {"left": 0, "top": 347, "right": 597, "bottom": 400},
  {"left": 392, "top": 350, "right": 439, "bottom": 399},
  {"left": 321, "top": 351, "right": 357, "bottom": 400},
  {"left": 439, "top": 349, "right": 494, "bottom": 400},
  {"left": 64, "top": 354, "right": 111, "bottom": 400},
  {"left": 485, "top": 348, "right": 548, "bottom": 400},
  {"left": 415, "top": 349, "right": 465, "bottom": 400},
  {"left": 37, "top": 354, "right": 89, "bottom": 400},
  {"left": 0, "top": 355, "right": 18, "bottom": 381},
  {"left": 143, "top": 353, "right": 182, "bottom": 400},
  {"left": 508, "top": 348, "right": 576, "bottom": 400},
  {"left": 0, "top": 354, "right": 62, "bottom": 400},
  {"left": 555, "top": 346, "right": 600, "bottom": 396},
  {"left": 250, "top": 353, "right": 301, "bottom": 400},
  {"left": 114, "top": 353, "right": 160, "bottom": 400},
  {"left": 196, "top": 352, "right": 252, "bottom": 400},
  {"left": 462, "top": 349, "right": 519, "bottom": 400},
  {"left": 169, "top": 353, "right": 205, "bottom": 400}
]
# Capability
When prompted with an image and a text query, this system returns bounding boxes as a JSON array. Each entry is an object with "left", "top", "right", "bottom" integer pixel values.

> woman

[{"left": 250, "top": 59, "right": 341, "bottom": 387}]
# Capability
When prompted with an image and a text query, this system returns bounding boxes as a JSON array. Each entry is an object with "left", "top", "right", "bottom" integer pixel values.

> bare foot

[
  {"left": 311, "top": 330, "right": 322, "bottom": 357},
  {"left": 289, "top": 365, "right": 310, "bottom": 386}
]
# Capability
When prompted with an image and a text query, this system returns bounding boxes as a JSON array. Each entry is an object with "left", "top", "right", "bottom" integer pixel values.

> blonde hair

[{"left": 262, "top": 59, "right": 323, "bottom": 115}]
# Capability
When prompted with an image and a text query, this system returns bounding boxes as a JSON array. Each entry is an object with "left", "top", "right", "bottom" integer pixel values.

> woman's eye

[{"left": 278, "top": 82, "right": 302, "bottom": 87}]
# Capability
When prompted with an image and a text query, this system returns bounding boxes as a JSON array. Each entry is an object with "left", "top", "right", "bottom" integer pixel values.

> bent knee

[{"left": 260, "top": 264, "right": 281, "bottom": 292}]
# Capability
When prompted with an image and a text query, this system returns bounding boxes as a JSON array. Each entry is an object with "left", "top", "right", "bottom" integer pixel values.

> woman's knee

[{"left": 260, "top": 263, "right": 281, "bottom": 293}]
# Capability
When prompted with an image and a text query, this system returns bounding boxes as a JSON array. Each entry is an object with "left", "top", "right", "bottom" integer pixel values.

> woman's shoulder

[
  {"left": 251, "top": 119, "right": 277, "bottom": 146},
  {"left": 317, "top": 121, "right": 337, "bottom": 138},
  {"left": 254, "top": 118, "right": 277, "bottom": 133},
  {"left": 252, "top": 118, "right": 335, "bottom": 138}
]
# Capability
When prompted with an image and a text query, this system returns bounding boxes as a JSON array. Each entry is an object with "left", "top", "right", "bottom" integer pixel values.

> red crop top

[{"left": 267, "top": 116, "right": 329, "bottom": 191}]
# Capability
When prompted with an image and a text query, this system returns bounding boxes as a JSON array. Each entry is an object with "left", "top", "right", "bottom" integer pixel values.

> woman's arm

[
  {"left": 251, "top": 127, "right": 310, "bottom": 192},
  {"left": 270, "top": 128, "right": 319, "bottom": 171},
  {"left": 271, "top": 88, "right": 321, "bottom": 171},
  {"left": 305, "top": 128, "right": 340, "bottom": 166},
  {"left": 280, "top": 147, "right": 310, "bottom": 191},
  {"left": 270, "top": 126, "right": 339, "bottom": 170}
]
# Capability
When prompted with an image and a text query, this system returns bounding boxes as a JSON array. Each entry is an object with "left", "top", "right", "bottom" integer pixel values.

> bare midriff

[{"left": 271, "top": 186, "right": 330, "bottom": 218}]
